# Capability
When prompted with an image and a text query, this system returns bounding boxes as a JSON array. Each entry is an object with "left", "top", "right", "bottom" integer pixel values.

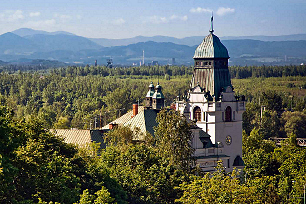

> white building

[{"left": 176, "top": 25, "right": 245, "bottom": 171}]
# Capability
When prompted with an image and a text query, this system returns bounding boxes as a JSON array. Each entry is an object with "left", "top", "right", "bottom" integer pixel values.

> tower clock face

[{"left": 225, "top": 135, "right": 232, "bottom": 145}]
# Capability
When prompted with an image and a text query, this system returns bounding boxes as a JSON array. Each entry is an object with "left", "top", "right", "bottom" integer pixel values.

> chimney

[
  {"left": 132, "top": 103, "right": 138, "bottom": 117},
  {"left": 109, "top": 123, "right": 118, "bottom": 130}
]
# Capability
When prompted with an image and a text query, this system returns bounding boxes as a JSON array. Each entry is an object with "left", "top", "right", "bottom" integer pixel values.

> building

[
  {"left": 102, "top": 82, "right": 165, "bottom": 140},
  {"left": 54, "top": 18, "right": 245, "bottom": 172},
  {"left": 152, "top": 61, "right": 158, "bottom": 66},
  {"left": 176, "top": 19, "right": 245, "bottom": 171},
  {"left": 51, "top": 129, "right": 106, "bottom": 149}
]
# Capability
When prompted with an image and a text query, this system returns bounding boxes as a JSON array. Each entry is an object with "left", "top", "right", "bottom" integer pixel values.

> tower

[
  {"left": 176, "top": 16, "right": 245, "bottom": 171},
  {"left": 145, "top": 82, "right": 155, "bottom": 108},
  {"left": 143, "top": 50, "right": 145, "bottom": 66},
  {"left": 152, "top": 83, "right": 165, "bottom": 110}
]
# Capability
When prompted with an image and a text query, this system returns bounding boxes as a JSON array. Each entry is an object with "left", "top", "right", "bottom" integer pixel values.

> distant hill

[
  {"left": 0, "top": 28, "right": 304, "bottom": 66},
  {"left": 90, "top": 34, "right": 306, "bottom": 47},
  {"left": 24, "top": 34, "right": 102, "bottom": 51},
  {"left": 90, "top": 35, "right": 205, "bottom": 47},
  {"left": 221, "top": 34, "right": 306, "bottom": 42},
  {"left": 12, "top": 28, "right": 75, "bottom": 37},
  {"left": 223, "top": 39, "right": 306, "bottom": 58},
  {"left": 0, "top": 32, "right": 39, "bottom": 54}
]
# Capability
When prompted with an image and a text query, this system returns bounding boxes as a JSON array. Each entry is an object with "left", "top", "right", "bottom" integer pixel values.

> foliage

[
  {"left": 176, "top": 161, "right": 257, "bottom": 203},
  {"left": 243, "top": 129, "right": 279, "bottom": 178},
  {"left": 0, "top": 106, "right": 127, "bottom": 204},
  {"left": 154, "top": 109, "right": 195, "bottom": 173},
  {"left": 101, "top": 115, "right": 195, "bottom": 204},
  {"left": 281, "top": 111, "right": 306, "bottom": 138},
  {"left": 0, "top": 64, "right": 306, "bottom": 203},
  {"left": 229, "top": 64, "right": 306, "bottom": 79}
]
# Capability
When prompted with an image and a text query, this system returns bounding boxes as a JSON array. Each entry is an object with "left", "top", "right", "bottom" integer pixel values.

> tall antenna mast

[
  {"left": 210, "top": 12, "right": 214, "bottom": 34},
  {"left": 143, "top": 50, "right": 145, "bottom": 66}
]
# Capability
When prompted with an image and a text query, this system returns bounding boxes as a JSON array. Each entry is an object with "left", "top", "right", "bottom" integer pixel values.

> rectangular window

[
  {"left": 222, "top": 112, "right": 224, "bottom": 121},
  {"left": 228, "top": 159, "right": 230, "bottom": 168},
  {"left": 203, "top": 112, "right": 206, "bottom": 121},
  {"left": 233, "top": 111, "right": 235, "bottom": 120},
  {"left": 208, "top": 149, "right": 214, "bottom": 154}
]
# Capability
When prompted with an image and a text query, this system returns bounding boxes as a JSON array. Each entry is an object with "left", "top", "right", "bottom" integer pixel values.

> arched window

[
  {"left": 225, "top": 106, "right": 232, "bottom": 122},
  {"left": 193, "top": 106, "right": 201, "bottom": 122}
]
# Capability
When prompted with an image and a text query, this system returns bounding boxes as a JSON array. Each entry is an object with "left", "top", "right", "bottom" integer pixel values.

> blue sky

[{"left": 0, "top": 0, "right": 305, "bottom": 39}]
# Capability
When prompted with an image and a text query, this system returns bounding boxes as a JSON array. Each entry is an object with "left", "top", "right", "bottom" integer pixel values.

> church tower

[
  {"left": 145, "top": 82, "right": 155, "bottom": 108},
  {"left": 152, "top": 83, "right": 165, "bottom": 110},
  {"left": 177, "top": 17, "right": 245, "bottom": 171}
]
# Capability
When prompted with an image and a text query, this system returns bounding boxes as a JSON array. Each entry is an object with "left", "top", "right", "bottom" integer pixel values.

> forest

[{"left": 0, "top": 64, "right": 306, "bottom": 203}]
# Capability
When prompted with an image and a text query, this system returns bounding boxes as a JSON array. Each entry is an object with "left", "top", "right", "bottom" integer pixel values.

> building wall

[{"left": 177, "top": 89, "right": 245, "bottom": 171}]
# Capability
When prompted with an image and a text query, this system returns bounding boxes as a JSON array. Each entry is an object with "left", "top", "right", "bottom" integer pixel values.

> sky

[{"left": 0, "top": 0, "right": 305, "bottom": 39}]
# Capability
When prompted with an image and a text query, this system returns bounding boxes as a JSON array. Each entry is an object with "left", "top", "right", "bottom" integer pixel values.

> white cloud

[
  {"left": 181, "top": 15, "right": 188, "bottom": 21},
  {"left": 147, "top": 16, "right": 168, "bottom": 24},
  {"left": 170, "top": 15, "right": 188, "bottom": 21},
  {"left": 170, "top": 15, "right": 178, "bottom": 20},
  {"left": 216, "top": 7, "right": 235, "bottom": 16},
  {"left": 24, "top": 19, "right": 56, "bottom": 28},
  {"left": 190, "top": 7, "right": 212, "bottom": 13},
  {"left": 113, "top": 18, "right": 125, "bottom": 25},
  {"left": 146, "top": 15, "right": 187, "bottom": 24},
  {"left": 54, "top": 13, "right": 72, "bottom": 22},
  {"left": 29, "top": 12, "right": 41, "bottom": 17},
  {"left": 0, "top": 10, "right": 24, "bottom": 22}
]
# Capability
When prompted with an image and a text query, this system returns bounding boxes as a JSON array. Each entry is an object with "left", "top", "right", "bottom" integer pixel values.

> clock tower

[{"left": 176, "top": 17, "right": 245, "bottom": 171}]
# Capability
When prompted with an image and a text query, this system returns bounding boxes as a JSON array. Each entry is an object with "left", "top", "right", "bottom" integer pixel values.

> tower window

[
  {"left": 225, "top": 106, "right": 232, "bottom": 122},
  {"left": 209, "top": 62, "right": 211, "bottom": 65},
  {"left": 193, "top": 106, "right": 201, "bottom": 122}
]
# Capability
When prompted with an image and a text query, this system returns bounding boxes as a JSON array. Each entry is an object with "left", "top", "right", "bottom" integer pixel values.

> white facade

[{"left": 177, "top": 85, "right": 245, "bottom": 171}]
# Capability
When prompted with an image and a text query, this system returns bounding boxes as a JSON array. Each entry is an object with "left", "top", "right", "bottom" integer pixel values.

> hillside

[{"left": 0, "top": 28, "right": 304, "bottom": 66}]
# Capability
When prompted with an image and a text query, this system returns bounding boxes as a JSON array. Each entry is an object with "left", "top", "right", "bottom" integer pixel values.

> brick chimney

[
  {"left": 132, "top": 103, "right": 138, "bottom": 118},
  {"left": 109, "top": 123, "right": 118, "bottom": 130}
]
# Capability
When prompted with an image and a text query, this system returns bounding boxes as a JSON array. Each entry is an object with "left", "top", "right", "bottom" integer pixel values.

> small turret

[
  {"left": 145, "top": 82, "right": 155, "bottom": 108},
  {"left": 152, "top": 83, "right": 165, "bottom": 110}
]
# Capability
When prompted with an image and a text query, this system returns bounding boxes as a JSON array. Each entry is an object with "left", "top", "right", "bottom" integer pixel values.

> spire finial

[{"left": 210, "top": 12, "right": 214, "bottom": 34}]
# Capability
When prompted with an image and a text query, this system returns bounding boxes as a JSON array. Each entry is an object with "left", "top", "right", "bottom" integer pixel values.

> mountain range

[
  {"left": 0, "top": 28, "right": 304, "bottom": 66},
  {"left": 90, "top": 34, "right": 306, "bottom": 47}
]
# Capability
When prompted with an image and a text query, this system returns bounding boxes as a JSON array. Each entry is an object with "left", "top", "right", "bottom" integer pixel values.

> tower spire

[{"left": 210, "top": 12, "right": 214, "bottom": 34}]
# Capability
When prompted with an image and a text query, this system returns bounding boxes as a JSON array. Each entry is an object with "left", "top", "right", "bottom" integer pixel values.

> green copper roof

[
  {"left": 146, "top": 82, "right": 155, "bottom": 97},
  {"left": 152, "top": 83, "right": 164, "bottom": 99},
  {"left": 193, "top": 33, "right": 229, "bottom": 59}
]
